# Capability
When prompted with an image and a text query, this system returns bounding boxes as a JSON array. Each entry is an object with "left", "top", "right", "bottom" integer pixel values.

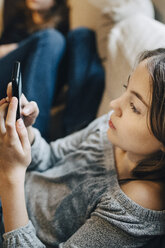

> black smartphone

[{"left": 11, "top": 61, "right": 22, "bottom": 120}]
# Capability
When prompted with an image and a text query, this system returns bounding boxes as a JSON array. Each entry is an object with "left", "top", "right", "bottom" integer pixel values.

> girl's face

[
  {"left": 25, "top": 0, "right": 54, "bottom": 12},
  {"left": 107, "top": 60, "right": 162, "bottom": 161}
]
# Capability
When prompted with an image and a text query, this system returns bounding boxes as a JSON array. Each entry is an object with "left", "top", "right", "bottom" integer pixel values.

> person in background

[
  {"left": 0, "top": 48, "right": 165, "bottom": 247},
  {"left": 0, "top": 0, "right": 105, "bottom": 140},
  {"left": 0, "top": 0, "right": 69, "bottom": 48},
  {"left": 0, "top": 0, "right": 69, "bottom": 139}
]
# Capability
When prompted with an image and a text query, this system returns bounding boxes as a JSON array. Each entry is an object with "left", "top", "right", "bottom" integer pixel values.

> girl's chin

[
  {"left": 107, "top": 128, "right": 116, "bottom": 144},
  {"left": 107, "top": 129, "right": 123, "bottom": 149}
]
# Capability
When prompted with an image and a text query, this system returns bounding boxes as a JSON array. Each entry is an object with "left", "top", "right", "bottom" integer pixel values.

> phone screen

[{"left": 11, "top": 61, "right": 22, "bottom": 120}]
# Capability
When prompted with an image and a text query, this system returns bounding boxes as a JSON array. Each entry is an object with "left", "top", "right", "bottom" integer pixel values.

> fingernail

[
  {"left": 6, "top": 97, "right": 9, "bottom": 102},
  {"left": 23, "top": 108, "right": 30, "bottom": 114},
  {"left": 12, "top": 97, "right": 17, "bottom": 102},
  {"left": 17, "top": 118, "right": 24, "bottom": 127}
]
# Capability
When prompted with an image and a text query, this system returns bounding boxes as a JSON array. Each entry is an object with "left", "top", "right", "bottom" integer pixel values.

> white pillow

[{"left": 88, "top": 0, "right": 154, "bottom": 21}]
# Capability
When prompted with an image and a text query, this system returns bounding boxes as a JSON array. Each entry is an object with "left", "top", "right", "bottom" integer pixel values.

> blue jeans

[
  {"left": 63, "top": 27, "right": 105, "bottom": 135},
  {"left": 0, "top": 29, "right": 66, "bottom": 139},
  {"left": 0, "top": 27, "right": 104, "bottom": 139}
]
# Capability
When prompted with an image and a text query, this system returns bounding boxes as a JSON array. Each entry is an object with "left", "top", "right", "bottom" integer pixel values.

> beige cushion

[{"left": 152, "top": 0, "right": 165, "bottom": 23}]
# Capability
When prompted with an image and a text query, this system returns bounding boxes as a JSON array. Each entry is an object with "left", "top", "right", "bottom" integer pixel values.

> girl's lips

[{"left": 109, "top": 119, "right": 116, "bottom": 130}]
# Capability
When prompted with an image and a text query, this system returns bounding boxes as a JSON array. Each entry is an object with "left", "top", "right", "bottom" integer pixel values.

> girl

[
  {"left": 0, "top": 0, "right": 69, "bottom": 139},
  {"left": 0, "top": 0, "right": 69, "bottom": 45},
  {"left": 0, "top": 48, "right": 165, "bottom": 247}
]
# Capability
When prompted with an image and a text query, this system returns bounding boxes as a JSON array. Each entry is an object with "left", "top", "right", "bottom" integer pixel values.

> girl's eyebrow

[
  {"left": 130, "top": 90, "right": 149, "bottom": 108},
  {"left": 127, "top": 75, "right": 149, "bottom": 108}
]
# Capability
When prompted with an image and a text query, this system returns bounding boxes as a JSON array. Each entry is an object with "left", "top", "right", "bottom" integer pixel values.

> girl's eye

[{"left": 130, "top": 102, "right": 141, "bottom": 114}]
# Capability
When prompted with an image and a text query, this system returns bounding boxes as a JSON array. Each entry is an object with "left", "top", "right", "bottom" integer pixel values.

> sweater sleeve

[
  {"left": 3, "top": 221, "right": 46, "bottom": 248},
  {"left": 28, "top": 114, "right": 108, "bottom": 172},
  {"left": 58, "top": 215, "right": 147, "bottom": 248},
  {"left": 2, "top": 216, "right": 146, "bottom": 248}
]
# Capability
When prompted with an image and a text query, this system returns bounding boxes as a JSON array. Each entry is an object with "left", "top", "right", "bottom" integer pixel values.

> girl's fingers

[
  {"left": 0, "top": 98, "right": 7, "bottom": 106},
  {"left": 22, "top": 101, "right": 39, "bottom": 116},
  {"left": 7, "top": 82, "right": 12, "bottom": 101},
  {"left": 0, "top": 119, "right": 6, "bottom": 136},
  {"left": 21, "top": 94, "right": 28, "bottom": 107},
  {"left": 21, "top": 94, "right": 39, "bottom": 117},
  {"left": 0, "top": 102, "right": 9, "bottom": 135},
  {"left": 21, "top": 103, "right": 32, "bottom": 116},
  {"left": 16, "top": 119, "right": 30, "bottom": 152},
  {"left": 5, "top": 97, "right": 17, "bottom": 138}
]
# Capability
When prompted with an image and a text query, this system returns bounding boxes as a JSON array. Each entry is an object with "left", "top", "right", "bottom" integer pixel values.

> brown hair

[
  {"left": 132, "top": 48, "right": 165, "bottom": 180},
  {"left": 3, "top": 0, "right": 69, "bottom": 40},
  {"left": 25, "top": 0, "right": 70, "bottom": 35}
]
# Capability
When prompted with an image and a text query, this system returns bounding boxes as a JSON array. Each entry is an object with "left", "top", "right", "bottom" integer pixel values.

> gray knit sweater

[{"left": 2, "top": 113, "right": 165, "bottom": 247}]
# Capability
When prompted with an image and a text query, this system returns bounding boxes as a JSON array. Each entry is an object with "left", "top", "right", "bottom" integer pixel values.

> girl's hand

[
  {"left": 21, "top": 94, "right": 39, "bottom": 144},
  {"left": 7, "top": 83, "right": 39, "bottom": 144},
  {"left": 7, "top": 82, "right": 39, "bottom": 127},
  {"left": 21, "top": 94, "right": 39, "bottom": 127},
  {"left": 0, "top": 97, "right": 31, "bottom": 190}
]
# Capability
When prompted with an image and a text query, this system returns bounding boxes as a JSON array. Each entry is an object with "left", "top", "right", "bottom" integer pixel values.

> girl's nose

[{"left": 109, "top": 98, "right": 122, "bottom": 117}]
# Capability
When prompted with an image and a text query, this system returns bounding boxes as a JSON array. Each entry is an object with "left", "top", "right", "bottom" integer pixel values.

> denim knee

[
  {"left": 19, "top": 28, "right": 66, "bottom": 58},
  {"left": 35, "top": 29, "right": 66, "bottom": 54},
  {"left": 67, "top": 27, "right": 95, "bottom": 45}
]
